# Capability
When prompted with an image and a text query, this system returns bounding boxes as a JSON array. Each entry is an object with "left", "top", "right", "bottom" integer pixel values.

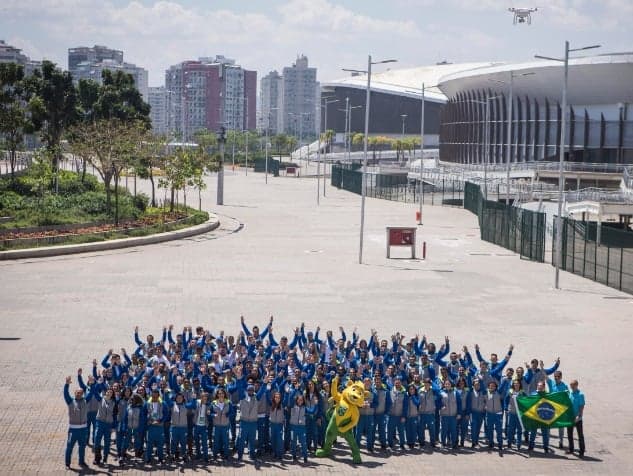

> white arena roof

[
  {"left": 323, "top": 62, "right": 498, "bottom": 104},
  {"left": 437, "top": 53, "right": 633, "bottom": 105}
]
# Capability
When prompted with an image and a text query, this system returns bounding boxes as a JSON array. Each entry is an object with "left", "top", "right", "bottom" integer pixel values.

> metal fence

[
  {"left": 464, "top": 182, "right": 546, "bottom": 262},
  {"left": 556, "top": 216, "right": 633, "bottom": 294},
  {"left": 331, "top": 165, "right": 545, "bottom": 262},
  {"left": 331, "top": 164, "right": 465, "bottom": 206}
]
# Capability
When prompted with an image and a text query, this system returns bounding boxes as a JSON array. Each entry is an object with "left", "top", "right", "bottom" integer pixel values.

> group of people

[{"left": 63, "top": 317, "right": 586, "bottom": 469}]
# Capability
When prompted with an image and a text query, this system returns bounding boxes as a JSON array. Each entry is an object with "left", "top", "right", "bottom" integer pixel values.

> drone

[{"left": 509, "top": 7, "right": 538, "bottom": 25}]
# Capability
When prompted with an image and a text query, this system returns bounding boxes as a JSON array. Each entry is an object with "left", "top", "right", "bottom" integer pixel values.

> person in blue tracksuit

[
  {"left": 372, "top": 374, "right": 389, "bottom": 451},
  {"left": 166, "top": 392, "right": 190, "bottom": 462},
  {"left": 567, "top": 379, "right": 585, "bottom": 458},
  {"left": 289, "top": 393, "right": 310, "bottom": 463},
  {"left": 114, "top": 387, "right": 132, "bottom": 463},
  {"left": 64, "top": 376, "right": 93, "bottom": 469},
  {"left": 77, "top": 368, "right": 99, "bottom": 447},
  {"left": 356, "top": 377, "right": 378, "bottom": 452},
  {"left": 305, "top": 380, "right": 322, "bottom": 453},
  {"left": 318, "top": 380, "right": 333, "bottom": 447},
  {"left": 528, "top": 380, "right": 551, "bottom": 453},
  {"left": 456, "top": 378, "right": 471, "bottom": 447},
  {"left": 469, "top": 378, "right": 487, "bottom": 447},
  {"left": 405, "top": 384, "right": 420, "bottom": 448},
  {"left": 145, "top": 388, "right": 169, "bottom": 464},
  {"left": 237, "top": 384, "right": 260, "bottom": 461},
  {"left": 505, "top": 379, "right": 525, "bottom": 450},
  {"left": 547, "top": 370, "right": 568, "bottom": 449},
  {"left": 189, "top": 392, "right": 212, "bottom": 462},
  {"left": 485, "top": 379, "right": 510, "bottom": 451},
  {"left": 93, "top": 387, "right": 116, "bottom": 465},
  {"left": 387, "top": 377, "right": 408, "bottom": 450},
  {"left": 120, "top": 393, "right": 146, "bottom": 460},
  {"left": 524, "top": 357, "right": 560, "bottom": 394},
  {"left": 211, "top": 388, "right": 234, "bottom": 461},
  {"left": 418, "top": 378, "right": 440, "bottom": 448},
  {"left": 439, "top": 379, "right": 461, "bottom": 449},
  {"left": 268, "top": 391, "right": 286, "bottom": 460}
]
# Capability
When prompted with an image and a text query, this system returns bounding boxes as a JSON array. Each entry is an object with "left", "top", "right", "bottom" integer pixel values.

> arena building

[
  {"left": 437, "top": 53, "right": 633, "bottom": 166},
  {"left": 321, "top": 62, "right": 493, "bottom": 148}
]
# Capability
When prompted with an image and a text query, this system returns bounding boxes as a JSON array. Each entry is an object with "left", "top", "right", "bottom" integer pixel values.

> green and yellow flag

[{"left": 515, "top": 391, "right": 575, "bottom": 431}]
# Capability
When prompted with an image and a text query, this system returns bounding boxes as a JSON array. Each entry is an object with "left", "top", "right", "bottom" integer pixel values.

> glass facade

[{"left": 440, "top": 89, "right": 633, "bottom": 165}]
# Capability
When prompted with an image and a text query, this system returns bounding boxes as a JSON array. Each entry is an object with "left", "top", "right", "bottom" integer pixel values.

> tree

[
  {"left": 70, "top": 119, "right": 144, "bottom": 224},
  {"left": 271, "top": 134, "right": 288, "bottom": 157},
  {"left": 323, "top": 129, "right": 335, "bottom": 153},
  {"left": 70, "top": 69, "right": 151, "bottom": 221},
  {"left": 352, "top": 132, "right": 364, "bottom": 151},
  {"left": 158, "top": 147, "right": 188, "bottom": 213},
  {"left": 0, "top": 63, "right": 31, "bottom": 179},
  {"left": 25, "top": 61, "right": 78, "bottom": 174},
  {"left": 286, "top": 136, "right": 298, "bottom": 154},
  {"left": 135, "top": 133, "right": 167, "bottom": 207}
]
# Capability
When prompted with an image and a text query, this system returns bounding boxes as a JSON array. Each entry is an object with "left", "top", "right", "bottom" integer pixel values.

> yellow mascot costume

[{"left": 315, "top": 375, "right": 368, "bottom": 463}]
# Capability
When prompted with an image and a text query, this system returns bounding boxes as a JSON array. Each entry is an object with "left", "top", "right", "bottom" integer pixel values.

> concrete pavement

[{"left": 0, "top": 169, "right": 632, "bottom": 474}]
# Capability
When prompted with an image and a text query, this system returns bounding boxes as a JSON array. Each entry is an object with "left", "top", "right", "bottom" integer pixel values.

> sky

[{"left": 1, "top": 0, "right": 631, "bottom": 87}]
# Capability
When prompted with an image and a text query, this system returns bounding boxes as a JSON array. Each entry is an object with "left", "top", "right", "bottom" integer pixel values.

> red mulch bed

[{"left": 0, "top": 212, "right": 187, "bottom": 240}]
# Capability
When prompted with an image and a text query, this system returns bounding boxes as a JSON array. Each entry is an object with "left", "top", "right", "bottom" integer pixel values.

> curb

[{"left": 0, "top": 214, "right": 220, "bottom": 261}]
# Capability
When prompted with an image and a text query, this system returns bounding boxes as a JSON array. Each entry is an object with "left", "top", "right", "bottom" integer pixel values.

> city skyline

[{"left": 1, "top": 0, "right": 630, "bottom": 87}]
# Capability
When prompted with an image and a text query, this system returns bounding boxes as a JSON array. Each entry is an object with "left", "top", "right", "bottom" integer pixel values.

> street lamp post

[
  {"left": 535, "top": 41, "right": 601, "bottom": 289},
  {"left": 489, "top": 72, "right": 535, "bottom": 204},
  {"left": 405, "top": 83, "right": 439, "bottom": 225},
  {"left": 322, "top": 98, "right": 338, "bottom": 197},
  {"left": 418, "top": 83, "right": 430, "bottom": 225},
  {"left": 400, "top": 114, "right": 407, "bottom": 163},
  {"left": 265, "top": 107, "right": 279, "bottom": 185},
  {"left": 216, "top": 126, "right": 226, "bottom": 205},
  {"left": 344, "top": 55, "right": 397, "bottom": 264},
  {"left": 319, "top": 98, "right": 338, "bottom": 203}
]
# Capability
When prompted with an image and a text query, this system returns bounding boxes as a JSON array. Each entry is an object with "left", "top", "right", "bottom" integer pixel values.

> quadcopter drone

[{"left": 509, "top": 7, "right": 538, "bottom": 25}]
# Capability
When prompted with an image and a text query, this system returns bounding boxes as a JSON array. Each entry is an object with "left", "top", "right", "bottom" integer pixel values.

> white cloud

[{"left": 0, "top": 0, "right": 628, "bottom": 86}]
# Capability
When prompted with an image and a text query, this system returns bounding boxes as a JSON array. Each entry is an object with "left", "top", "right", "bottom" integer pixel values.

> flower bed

[{"left": 0, "top": 210, "right": 208, "bottom": 250}]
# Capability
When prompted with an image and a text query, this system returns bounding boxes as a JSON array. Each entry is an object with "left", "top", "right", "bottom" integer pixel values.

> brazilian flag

[{"left": 515, "top": 391, "right": 575, "bottom": 431}]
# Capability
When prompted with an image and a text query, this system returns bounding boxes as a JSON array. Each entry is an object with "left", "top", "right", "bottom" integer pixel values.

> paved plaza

[{"left": 1, "top": 168, "right": 633, "bottom": 475}]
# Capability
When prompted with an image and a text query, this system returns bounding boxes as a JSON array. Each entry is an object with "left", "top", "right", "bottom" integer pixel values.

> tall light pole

[
  {"left": 407, "top": 83, "right": 439, "bottom": 224},
  {"left": 216, "top": 126, "right": 226, "bottom": 205},
  {"left": 344, "top": 55, "right": 397, "bottom": 264},
  {"left": 322, "top": 98, "right": 338, "bottom": 197},
  {"left": 244, "top": 96, "right": 250, "bottom": 176},
  {"left": 400, "top": 114, "right": 407, "bottom": 163},
  {"left": 265, "top": 107, "right": 279, "bottom": 185},
  {"left": 348, "top": 103, "right": 362, "bottom": 161},
  {"left": 489, "top": 72, "right": 535, "bottom": 204},
  {"left": 319, "top": 98, "right": 338, "bottom": 203},
  {"left": 535, "top": 42, "right": 601, "bottom": 289}
]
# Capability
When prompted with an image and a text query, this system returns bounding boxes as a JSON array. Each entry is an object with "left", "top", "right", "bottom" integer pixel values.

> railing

[
  {"left": 439, "top": 160, "right": 630, "bottom": 174},
  {"left": 624, "top": 167, "right": 633, "bottom": 192}
]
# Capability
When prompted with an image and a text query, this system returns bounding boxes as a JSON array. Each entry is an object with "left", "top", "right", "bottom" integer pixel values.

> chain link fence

[{"left": 556, "top": 217, "right": 633, "bottom": 294}]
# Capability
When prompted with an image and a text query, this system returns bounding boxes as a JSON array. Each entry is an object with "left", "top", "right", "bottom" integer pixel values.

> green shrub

[
  {"left": 0, "top": 191, "right": 24, "bottom": 212},
  {"left": 57, "top": 170, "right": 102, "bottom": 195},
  {"left": 71, "top": 191, "right": 108, "bottom": 215},
  {"left": 132, "top": 193, "right": 149, "bottom": 212}
]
